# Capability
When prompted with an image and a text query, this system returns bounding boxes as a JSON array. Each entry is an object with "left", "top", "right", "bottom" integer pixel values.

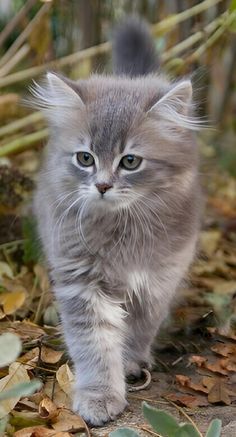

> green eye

[
  {"left": 76, "top": 152, "right": 94, "bottom": 167},
  {"left": 120, "top": 155, "right": 142, "bottom": 170}
]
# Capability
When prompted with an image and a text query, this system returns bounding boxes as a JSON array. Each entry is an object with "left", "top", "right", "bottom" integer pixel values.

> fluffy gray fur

[{"left": 33, "top": 18, "right": 202, "bottom": 426}]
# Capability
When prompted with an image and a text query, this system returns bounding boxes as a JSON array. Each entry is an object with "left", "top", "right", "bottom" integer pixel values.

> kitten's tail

[{"left": 112, "top": 16, "right": 158, "bottom": 77}]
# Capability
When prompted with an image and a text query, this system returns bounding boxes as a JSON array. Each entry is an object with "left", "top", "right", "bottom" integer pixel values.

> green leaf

[
  {"left": 142, "top": 402, "right": 179, "bottom": 436},
  {"left": 205, "top": 419, "right": 222, "bottom": 437},
  {"left": 0, "top": 333, "right": 22, "bottom": 367},
  {"left": 22, "top": 216, "right": 42, "bottom": 264},
  {"left": 230, "top": 0, "right": 236, "bottom": 12},
  {"left": 109, "top": 428, "right": 140, "bottom": 437},
  {"left": 176, "top": 423, "right": 201, "bottom": 437},
  {"left": 0, "top": 379, "right": 42, "bottom": 401}
]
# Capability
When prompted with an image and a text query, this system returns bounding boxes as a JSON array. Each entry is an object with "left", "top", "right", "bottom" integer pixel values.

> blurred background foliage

[{"left": 0, "top": 0, "right": 235, "bottom": 305}]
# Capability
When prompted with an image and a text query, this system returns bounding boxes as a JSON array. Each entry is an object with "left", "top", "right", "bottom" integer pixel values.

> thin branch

[
  {"left": 0, "top": 2, "right": 51, "bottom": 69},
  {"left": 0, "top": 42, "right": 111, "bottom": 89},
  {"left": 161, "top": 12, "right": 227, "bottom": 62},
  {"left": 152, "top": 0, "right": 223, "bottom": 35},
  {"left": 0, "top": 128, "right": 48, "bottom": 157},
  {"left": 0, "top": 44, "right": 30, "bottom": 77},
  {"left": 0, "top": 111, "right": 44, "bottom": 139},
  {"left": 0, "top": 0, "right": 37, "bottom": 48}
]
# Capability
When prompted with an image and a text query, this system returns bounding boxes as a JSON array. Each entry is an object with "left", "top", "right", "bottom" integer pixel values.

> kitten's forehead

[{"left": 87, "top": 90, "right": 143, "bottom": 157}]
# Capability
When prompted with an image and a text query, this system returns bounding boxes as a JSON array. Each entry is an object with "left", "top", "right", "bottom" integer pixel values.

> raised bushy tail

[{"left": 112, "top": 16, "right": 158, "bottom": 77}]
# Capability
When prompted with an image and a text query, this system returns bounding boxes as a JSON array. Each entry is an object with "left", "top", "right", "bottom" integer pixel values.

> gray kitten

[{"left": 33, "top": 18, "right": 202, "bottom": 425}]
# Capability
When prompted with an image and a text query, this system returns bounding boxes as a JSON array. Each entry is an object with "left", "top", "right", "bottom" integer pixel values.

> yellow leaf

[
  {"left": 56, "top": 364, "right": 74, "bottom": 398},
  {"left": 0, "top": 290, "right": 27, "bottom": 315},
  {"left": 0, "top": 261, "right": 13, "bottom": 281},
  {"left": 0, "top": 362, "right": 30, "bottom": 418}
]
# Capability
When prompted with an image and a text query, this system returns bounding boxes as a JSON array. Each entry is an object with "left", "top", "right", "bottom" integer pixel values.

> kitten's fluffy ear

[
  {"left": 29, "top": 72, "right": 84, "bottom": 125},
  {"left": 148, "top": 80, "right": 200, "bottom": 131}
]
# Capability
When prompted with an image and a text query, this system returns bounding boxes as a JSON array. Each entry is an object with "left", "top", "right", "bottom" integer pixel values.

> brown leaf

[
  {"left": 175, "top": 374, "right": 208, "bottom": 394},
  {"left": 44, "top": 380, "right": 71, "bottom": 409},
  {"left": 40, "top": 346, "right": 63, "bottom": 365},
  {"left": 211, "top": 343, "right": 236, "bottom": 357},
  {"left": 165, "top": 392, "right": 208, "bottom": 408},
  {"left": 0, "top": 362, "right": 30, "bottom": 418},
  {"left": 34, "top": 265, "right": 50, "bottom": 293},
  {"left": 189, "top": 355, "right": 207, "bottom": 367},
  {"left": 14, "top": 426, "right": 72, "bottom": 437},
  {"left": 208, "top": 380, "right": 231, "bottom": 405},
  {"left": 1, "top": 321, "right": 45, "bottom": 341},
  {"left": 51, "top": 408, "right": 86, "bottom": 433},
  {"left": 39, "top": 396, "right": 58, "bottom": 420}
]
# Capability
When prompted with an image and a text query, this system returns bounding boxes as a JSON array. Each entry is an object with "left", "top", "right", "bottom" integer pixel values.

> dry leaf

[
  {"left": 0, "top": 362, "right": 30, "bottom": 418},
  {"left": 200, "top": 230, "right": 221, "bottom": 257},
  {"left": 34, "top": 265, "right": 50, "bottom": 293},
  {"left": 165, "top": 392, "right": 208, "bottom": 408},
  {"left": 0, "top": 290, "right": 27, "bottom": 315},
  {"left": 14, "top": 426, "right": 71, "bottom": 437},
  {"left": 189, "top": 355, "right": 207, "bottom": 367},
  {"left": 44, "top": 380, "right": 71, "bottom": 409},
  {"left": 211, "top": 343, "right": 236, "bottom": 357},
  {"left": 2, "top": 321, "right": 45, "bottom": 341},
  {"left": 208, "top": 379, "right": 231, "bottom": 405},
  {"left": 40, "top": 346, "right": 63, "bottom": 365},
  {"left": 39, "top": 396, "right": 58, "bottom": 420},
  {"left": 51, "top": 408, "right": 85, "bottom": 433},
  {"left": 56, "top": 364, "right": 74, "bottom": 397},
  {"left": 0, "top": 261, "right": 13, "bottom": 280}
]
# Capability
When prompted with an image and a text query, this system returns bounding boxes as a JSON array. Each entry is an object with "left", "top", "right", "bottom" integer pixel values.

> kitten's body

[{"left": 34, "top": 18, "right": 201, "bottom": 425}]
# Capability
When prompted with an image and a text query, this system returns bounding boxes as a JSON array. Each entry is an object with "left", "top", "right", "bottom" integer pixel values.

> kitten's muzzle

[{"left": 95, "top": 183, "right": 113, "bottom": 195}]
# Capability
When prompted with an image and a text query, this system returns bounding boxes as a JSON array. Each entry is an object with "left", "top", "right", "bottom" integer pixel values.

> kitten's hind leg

[{"left": 56, "top": 283, "right": 127, "bottom": 426}]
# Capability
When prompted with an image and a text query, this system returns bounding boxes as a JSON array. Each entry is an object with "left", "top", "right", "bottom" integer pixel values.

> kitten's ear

[
  {"left": 29, "top": 72, "right": 84, "bottom": 125},
  {"left": 148, "top": 80, "right": 200, "bottom": 131}
]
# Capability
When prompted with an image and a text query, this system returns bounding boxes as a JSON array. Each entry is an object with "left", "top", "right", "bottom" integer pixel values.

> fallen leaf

[
  {"left": 0, "top": 362, "right": 30, "bottom": 418},
  {"left": 14, "top": 426, "right": 60, "bottom": 437},
  {"left": 208, "top": 379, "right": 231, "bottom": 405},
  {"left": 44, "top": 380, "right": 71, "bottom": 409},
  {"left": 0, "top": 261, "right": 13, "bottom": 280},
  {"left": 39, "top": 396, "right": 58, "bottom": 420},
  {"left": 1, "top": 321, "right": 45, "bottom": 341},
  {"left": 51, "top": 408, "right": 85, "bottom": 433},
  {"left": 200, "top": 230, "right": 221, "bottom": 257},
  {"left": 211, "top": 343, "right": 236, "bottom": 357},
  {"left": 56, "top": 364, "right": 74, "bottom": 397},
  {"left": 40, "top": 346, "right": 63, "bottom": 365},
  {"left": 0, "top": 290, "right": 27, "bottom": 315},
  {"left": 34, "top": 265, "right": 50, "bottom": 293},
  {"left": 165, "top": 392, "right": 208, "bottom": 407},
  {"left": 189, "top": 355, "right": 207, "bottom": 367}
]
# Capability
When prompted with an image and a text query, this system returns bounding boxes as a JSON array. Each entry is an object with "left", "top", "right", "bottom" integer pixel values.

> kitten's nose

[{"left": 95, "top": 183, "right": 113, "bottom": 194}]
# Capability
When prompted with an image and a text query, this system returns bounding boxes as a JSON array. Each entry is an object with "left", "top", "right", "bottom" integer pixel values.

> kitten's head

[{"left": 32, "top": 73, "right": 201, "bottom": 213}]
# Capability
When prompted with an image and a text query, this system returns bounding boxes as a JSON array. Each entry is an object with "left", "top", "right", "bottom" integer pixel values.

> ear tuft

[
  {"left": 29, "top": 72, "right": 84, "bottom": 112},
  {"left": 148, "top": 80, "right": 203, "bottom": 131}
]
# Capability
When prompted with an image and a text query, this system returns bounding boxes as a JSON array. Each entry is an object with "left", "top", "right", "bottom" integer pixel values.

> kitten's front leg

[{"left": 56, "top": 282, "right": 127, "bottom": 426}]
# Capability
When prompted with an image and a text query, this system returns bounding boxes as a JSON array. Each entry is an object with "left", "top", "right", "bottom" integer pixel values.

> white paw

[
  {"left": 73, "top": 389, "right": 127, "bottom": 426},
  {"left": 125, "top": 361, "right": 142, "bottom": 378}
]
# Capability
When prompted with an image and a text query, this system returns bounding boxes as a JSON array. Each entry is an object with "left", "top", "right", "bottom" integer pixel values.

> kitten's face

[{"left": 34, "top": 74, "right": 199, "bottom": 214}]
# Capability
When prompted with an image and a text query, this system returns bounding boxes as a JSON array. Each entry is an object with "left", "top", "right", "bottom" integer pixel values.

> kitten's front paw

[{"left": 73, "top": 389, "right": 127, "bottom": 426}]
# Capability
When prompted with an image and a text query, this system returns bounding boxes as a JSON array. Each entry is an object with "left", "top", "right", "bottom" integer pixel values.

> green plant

[{"left": 109, "top": 402, "right": 222, "bottom": 437}]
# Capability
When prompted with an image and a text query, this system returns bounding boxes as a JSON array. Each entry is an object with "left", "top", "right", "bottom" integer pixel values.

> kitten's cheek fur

[{"left": 73, "top": 389, "right": 128, "bottom": 426}]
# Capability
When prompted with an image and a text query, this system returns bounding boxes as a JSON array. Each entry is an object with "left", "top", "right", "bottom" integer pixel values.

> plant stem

[
  {"left": 163, "top": 397, "right": 203, "bottom": 437},
  {"left": 0, "top": 128, "right": 48, "bottom": 157},
  {"left": 0, "top": 0, "right": 37, "bottom": 48},
  {"left": 0, "top": 112, "right": 44, "bottom": 139},
  {"left": 0, "top": 44, "right": 30, "bottom": 78},
  {"left": 152, "top": 0, "right": 223, "bottom": 35},
  {"left": 0, "top": 3, "right": 51, "bottom": 69}
]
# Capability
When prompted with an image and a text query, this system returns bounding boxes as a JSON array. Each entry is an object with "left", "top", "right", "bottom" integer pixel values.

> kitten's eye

[
  {"left": 120, "top": 155, "right": 142, "bottom": 170},
  {"left": 76, "top": 152, "right": 94, "bottom": 167}
]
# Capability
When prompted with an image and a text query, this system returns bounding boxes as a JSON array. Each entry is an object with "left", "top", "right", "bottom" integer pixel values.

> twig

[
  {"left": 189, "top": 11, "right": 236, "bottom": 61},
  {"left": 152, "top": 0, "right": 223, "bottom": 34},
  {"left": 0, "top": 239, "right": 25, "bottom": 250},
  {"left": 0, "top": 0, "right": 37, "bottom": 48},
  {"left": 0, "top": 2, "right": 51, "bottom": 68},
  {"left": 161, "top": 12, "right": 227, "bottom": 62},
  {"left": 163, "top": 396, "right": 203, "bottom": 437},
  {"left": 128, "top": 369, "right": 152, "bottom": 392},
  {"left": 0, "top": 128, "right": 48, "bottom": 157},
  {"left": 0, "top": 42, "right": 111, "bottom": 89},
  {"left": 0, "top": 112, "right": 44, "bottom": 139},
  {"left": 140, "top": 426, "right": 162, "bottom": 437},
  {"left": 0, "top": 44, "right": 30, "bottom": 77}
]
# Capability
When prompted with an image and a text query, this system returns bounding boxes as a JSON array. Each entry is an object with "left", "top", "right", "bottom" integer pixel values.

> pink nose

[{"left": 95, "top": 183, "right": 113, "bottom": 194}]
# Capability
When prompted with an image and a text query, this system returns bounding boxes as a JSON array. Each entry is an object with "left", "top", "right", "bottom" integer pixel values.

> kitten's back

[{"left": 112, "top": 16, "right": 158, "bottom": 77}]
